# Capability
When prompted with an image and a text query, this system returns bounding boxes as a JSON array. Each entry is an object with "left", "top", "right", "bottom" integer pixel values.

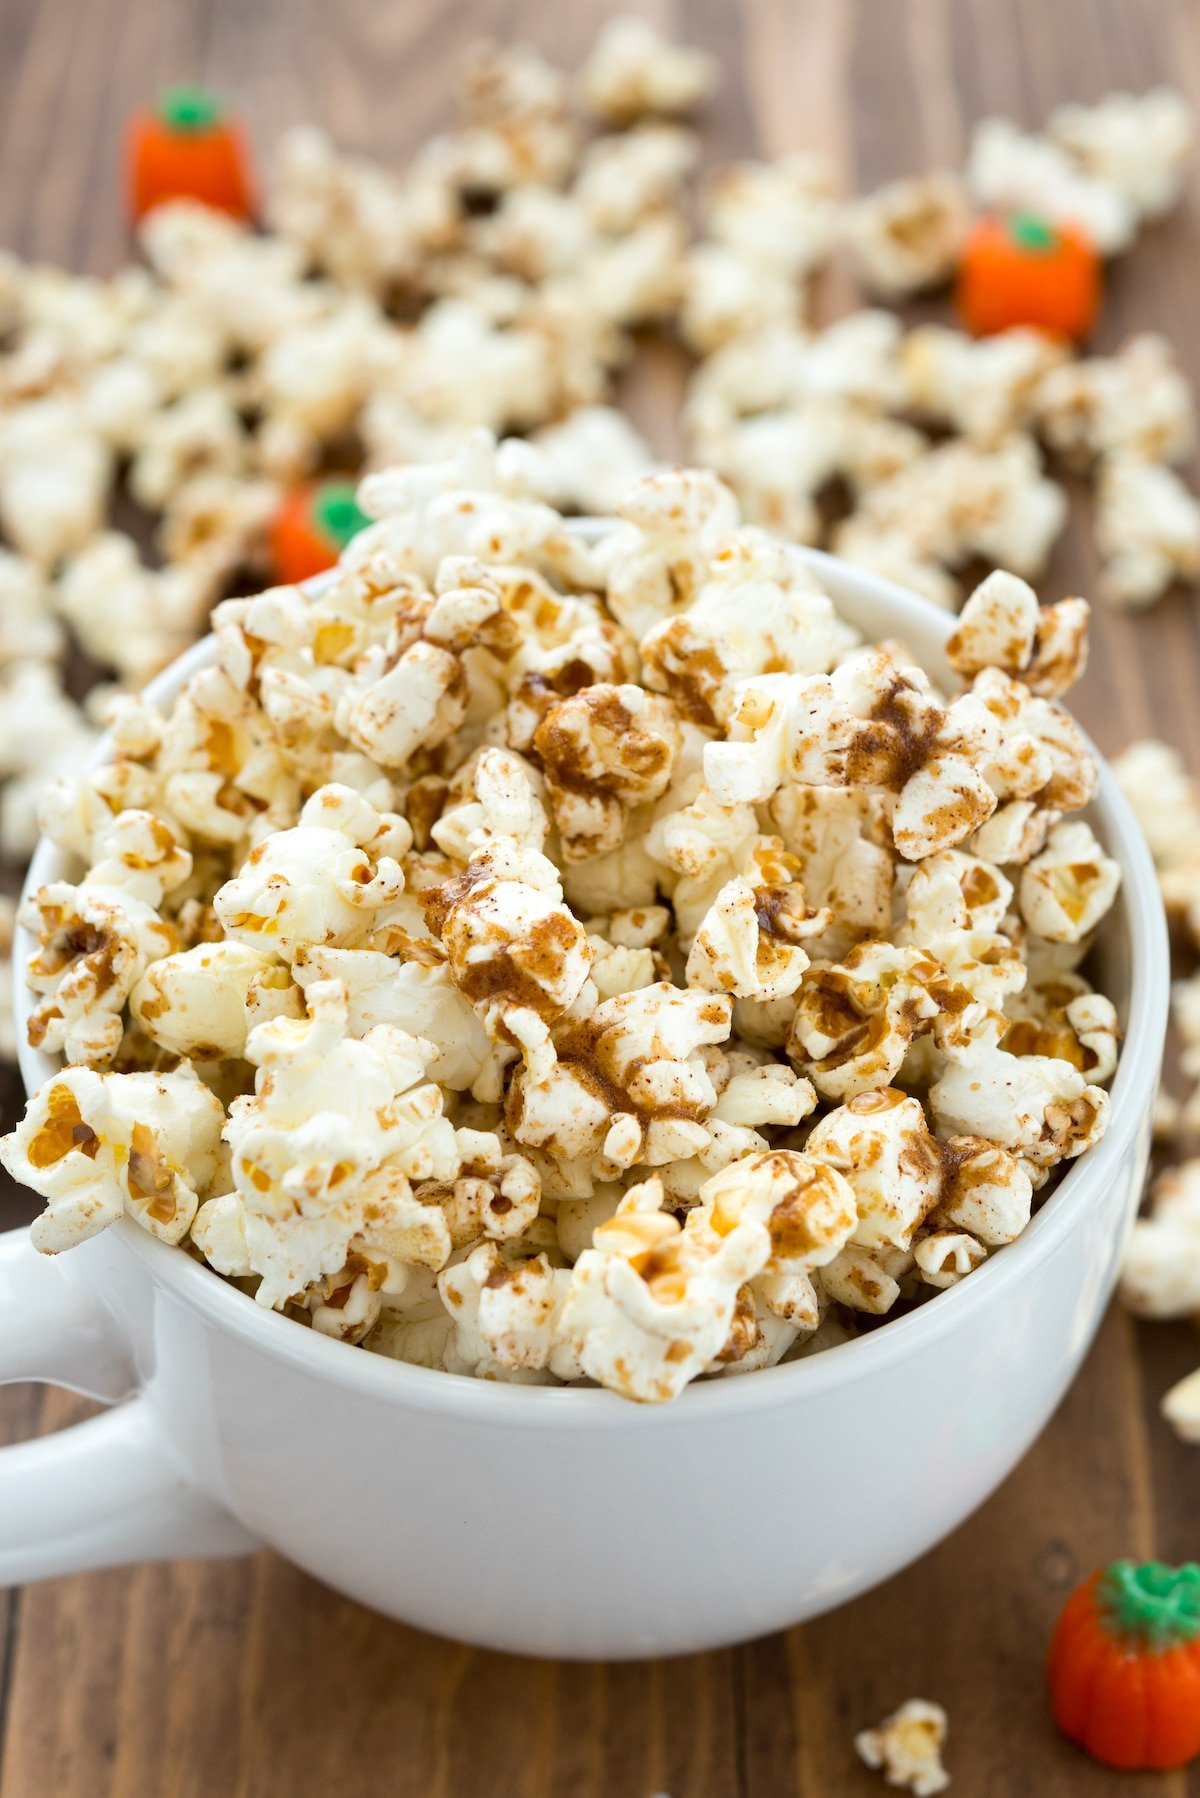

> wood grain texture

[{"left": 2, "top": 0, "right": 1200, "bottom": 1792}]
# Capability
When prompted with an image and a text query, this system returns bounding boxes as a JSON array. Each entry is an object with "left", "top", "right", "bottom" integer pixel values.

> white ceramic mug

[{"left": 0, "top": 551, "right": 1168, "bottom": 1660}]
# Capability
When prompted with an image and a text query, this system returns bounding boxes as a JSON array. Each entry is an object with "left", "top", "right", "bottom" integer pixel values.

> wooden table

[{"left": 2, "top": 0, "right": 1200, "bottom": 1790}]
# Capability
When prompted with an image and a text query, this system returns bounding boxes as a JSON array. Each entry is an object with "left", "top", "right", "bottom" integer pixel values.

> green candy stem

[
  {"left": 312, "top": 481, "right": 369, "bottom": 551},
  {"left": 158, "top": 85, "right": 224, "bottom": 133},
  {"left": 1008, "top": 212, "right": 1058, "bottom": 252},
  {"left": 1098, "top": 1559, "right": 1200, "bottom": 1652}
]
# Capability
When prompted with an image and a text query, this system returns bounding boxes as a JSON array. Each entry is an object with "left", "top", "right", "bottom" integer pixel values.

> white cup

[{"left": 0, "top": 550, "right": 1168, "bottom": 1659}]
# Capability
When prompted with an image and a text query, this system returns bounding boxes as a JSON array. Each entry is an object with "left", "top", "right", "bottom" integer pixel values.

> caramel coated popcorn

[{"left": 3, "top": 458, "right": 1122, "bottom": 1400}]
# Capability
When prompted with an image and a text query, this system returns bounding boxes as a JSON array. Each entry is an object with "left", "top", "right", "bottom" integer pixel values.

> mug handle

[{"left": 0, "top": 1228, "right": 259, "bottom": 1583}]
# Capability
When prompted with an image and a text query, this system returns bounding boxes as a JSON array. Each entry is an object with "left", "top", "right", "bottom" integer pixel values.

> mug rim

[{"left": 11, "top": 544, "right": 1169, "bottom": 1425}]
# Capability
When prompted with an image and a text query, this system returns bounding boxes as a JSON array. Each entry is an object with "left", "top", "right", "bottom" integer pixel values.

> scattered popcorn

[
  {"left": 846, "top": 172, "right": 969, "bottom": 298},
  {"left": 578, "top": 16, "right": 716, "bottom": 125},
  {"left": 0, "top": 24, "right": 1155, "bottom": 1406},
  {"left": 1121, "top": 1160, "right": 1200, "bottom": 1320},
  {"left": 1094, "top": 454, "right": 1200, "bottom": 608},
  {"left": 1035, "top": 334, "right": 1194, "bottom": 469},
  {"left": 855, "top": 1698, "right": 951, "bottom": 1796},
  {"left": 1048, "top": 88, "right": 1193, "bottom": 222}
]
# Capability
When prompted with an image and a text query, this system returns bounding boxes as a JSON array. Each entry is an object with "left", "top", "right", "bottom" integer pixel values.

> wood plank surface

[{"left": 2, "top": 0, "right": 1200, "bottom": 1792}]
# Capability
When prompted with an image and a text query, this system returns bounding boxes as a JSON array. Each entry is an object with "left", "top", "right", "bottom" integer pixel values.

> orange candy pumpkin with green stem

[
  {"left": 269, "top": 480, "right": 371, "bottom": 587},
  {"left": 1048, "top": 1559, "right": 1200, "bottom": 1770},
  {"left": 955, "top": 211, "right": 1101, "bottom": 341},
  {"left": 126, "top": 86, "right": 255, "bottom": 221}
]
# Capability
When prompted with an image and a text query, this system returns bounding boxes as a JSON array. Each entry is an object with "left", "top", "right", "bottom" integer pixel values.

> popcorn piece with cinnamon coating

[
  {"left": 214, "top": 784, "right": 411, "bottom": 962},
  {"left": 846, "top": 172, "right": 968, "bottom": 298},
  {"left": 194, "top": 980, "right": 457, "bottom": 1311},
  {"left": 806, "top": 1088, "right": 944, "bottom": 1251},
  {"left": 930, "top": 1018, "right": 1109, "bottom": 1176},
  {"left": 1018, "top": 820, "right": 1120, "bottom": 944},
  {"left": 679, "top": 243, "right": 803, "bottom": 355},
  {"left": 578, "top": 16, "right": 716, "bottom": 125},
  {"left": 913, "top": 1229, "right": 987, "bottom": 1289},
  {"left": 698, "top": 1150, "right": 856, "bottom": 1327},
  {"left": 439, "top": 1242, "right": 565, "bottom": 1379},
  {"left": 530, "top": 406, "right": 657, "bottom": 515},
  {"left": 1112, "top": 740, "right": 1200, "bottom": 947},
  {"left": 554, "top": 1175, "right": 764, "bottom": 1402},
  {"left": 686, "top": 866, "right": 829, "bottom": 1003},
  {"left": 835, "top": 436, "right": 1066, "bottom": 589},
  {"left": 55, "top": 532, "right": 214, "bottom": 682},
  {"left": 507, "top": 983, "right": 731, "bottom": 1172},
  {"left": 945, "top": 570, "right": 1089, "bottom": 700},
  {"left": 789, "top": 939, "right": 948, "bottom": 1101},
  {"left": 0, "top": 661, "right": 96, "bottom": 858},
  {"left": 0, "top": 397, "right": 111, "bottom": 567},
  {"left": 533, "top": 681, "right": 680, "bottom": 862},
  {"left": 1002, "top": 972, "right": 1119, "bottom": 1086},
  {"left": 602, "top": 466, "right": 741, "bottom": 641},
  {"left": 22, "top": 810, "right": 190, "bottom": 1066},
  {"left": 640, "top": 530, "right": 857, "bottom": 727},
  {"left": 0, "top": 550, "right": 58, "bottom": 667},
  {"left": 1, "top": 1063, "right": 224, "bottom": 1253},
  {"left": 130, "top": 940, "right": 297, "bottom": 1061}
]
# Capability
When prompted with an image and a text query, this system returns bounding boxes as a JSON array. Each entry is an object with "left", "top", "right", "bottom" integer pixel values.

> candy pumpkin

[
  {"left": 1048, "top": 1559, "right": 1200, "bottom": 1770},
  {"left": 269, "top": 480, "right": 370, "bottom": 586},
  {"left": 126, "top": 86, "right": 254, "bottom": 221},
  {"left": 955, "top": 211, "right": 1101, "bottom": 341}
]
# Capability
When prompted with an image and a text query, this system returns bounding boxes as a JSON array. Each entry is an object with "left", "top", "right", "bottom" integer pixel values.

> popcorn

[
  {"left": 902, "top": 326, "right": 1068, "bottom": 447},
  {"left": 1162, "top": 1369, "right": 1200, "bottom": 1444},
  {"left": 578, "top": 16, "right": 717, "bottom": 125},
  {"left": 1112, "top": 740, "right": 1200, "bottom": 946},
  {"left": 806, "top": 1089, "right": 943, "bottom": 1250},
  {"left": 214, "top": 784, "right": 411, "bottom": 961},
  {"left": 533, "top": 682, "right": 680, "bottom": 861},
  {"left": 554, "top": 1176, "right": 763, "bottom": 1402},
  {"left": 702, "top": 155, "right": 840, "bottom": 282},
  {"left": 54, "top": 532, "right": 212, "bottom": 680},
  {"left": 3, "top": 450, "right": 1119, "bottom": 1401},
  {"left": 529, "top": 406, "right": 657, "bottom": 516},
  {"left": 1048, "top": 88, "right": 1193, "bottom": 222},
  {"left": 846, "top": 173, "right": 969, "bottom": 298},
  {"left": 439, "top": 1242, "right": 564, "bottom": 1379},
  {"left": 1, "top": 1063, "right": 224, "bottom": 1253},
  {"left": 930, "top": 1018, "right": 1109, "bottom": 1177},
  {"left": 21, "top": 826, "right": 186, "bottom": 1066},
  {"left": 0, "top": 660, "right": 96, "bottom": 857},
  {"left": 1035, "top": 335, "right": 1194, "bottom": 469},
  {"left": 0, "top": 398, "right": 111, "bottom": 566},
  {"left": 945, "top": 570, "right": 1089, "bottom": 699},
  {"left": 967, "top": 116, "right": 1136, "bottom": 253},
  {"left": 641, "top": 530, "right": 858, "bottom": 726},
  {"left": 194, "top": 979, "right": 457, "bottom": 1312},
  {"left": 835, "top": 437, "right": 1067, "bottom": 594},
  {"left": 1094, "top": 454, "right": 1200, "bottom": 608},
  {"left": 130, "top": 940, "right": 296, "bottom": 1060},
  {"left": 1121, "top": 1160, "right": 1200, "bottom": 1320},
  {"left": 855, "top": 1698, "right": 950, "bottom": 1796},
  {"left": 698, "top": 1150, "right": 856, "bottom": 1326},
  {"left": 0, "top": 550, "right": 59, "bottom": 667},
  {"left": 1018, "top": 821, "right": 1121, "bottom": 944}
]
